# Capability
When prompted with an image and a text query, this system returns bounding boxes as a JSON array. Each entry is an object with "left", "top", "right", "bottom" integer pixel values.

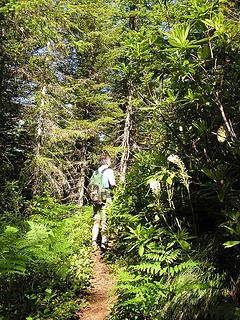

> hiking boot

[{"left": 100, "top": 243, "right": 108, "bottom": 252}]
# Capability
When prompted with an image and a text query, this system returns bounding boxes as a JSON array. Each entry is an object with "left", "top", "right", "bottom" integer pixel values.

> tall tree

[{"left": 0, "top": 0, "right": 124, "bottom": 202}]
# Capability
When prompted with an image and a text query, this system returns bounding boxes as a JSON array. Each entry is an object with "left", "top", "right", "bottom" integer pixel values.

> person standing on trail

[{"left": 88, "top": 155, "right": 116, "bottom": 251}]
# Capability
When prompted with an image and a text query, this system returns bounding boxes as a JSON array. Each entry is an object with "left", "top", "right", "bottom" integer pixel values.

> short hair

[{"left": 100, "top": 155, "right": 111, "bottom": 165}]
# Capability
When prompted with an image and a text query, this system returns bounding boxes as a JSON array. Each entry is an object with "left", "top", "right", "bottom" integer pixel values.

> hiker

[{"left": 89, "top": 155, "right": 116, "bottom": 251}]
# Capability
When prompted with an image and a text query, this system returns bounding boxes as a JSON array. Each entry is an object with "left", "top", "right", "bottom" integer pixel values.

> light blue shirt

[{"left": 98, "top": 165, "right": 116, "bottom": 189}]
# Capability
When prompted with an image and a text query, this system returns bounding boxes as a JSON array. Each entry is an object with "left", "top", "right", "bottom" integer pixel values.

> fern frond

[
  {"left": 173, "top": 260, "right": 199, "bottom": 274},
  {"left": 164, "top": 266, "right": 222, "bottom": 319},
  {"left": 164, "top": 249, "right": 181, "bottom": 264},
  {"left": 144, "top": 252, "right": 165, "bottom": 262},
  {"left": 0, "top": 226, "right": 28, "bottom": 275},
  {"left": 118, "top": 270, "right": 143, "bottom": 283},
  {"left": 133, "top": 262, "right": 162, "bottom": 275},
  {"left": 0, "top": 256, "right": 27, "bottom": 275},
  {"left": 25, "top": 221, "right": 53, "bottom": 243},
  {"left": 144, "top": 249, "right": 181, "bottom": 264}
]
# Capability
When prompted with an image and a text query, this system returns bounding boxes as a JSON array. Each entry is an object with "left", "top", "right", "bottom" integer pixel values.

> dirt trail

[{"left": 78, "top": 250, "right": 117, "bottom": 320}]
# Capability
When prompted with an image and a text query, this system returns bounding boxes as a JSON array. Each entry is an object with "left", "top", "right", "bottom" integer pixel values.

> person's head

[{"left": 100, "top": 154, "right": 111, "bottom": 167}]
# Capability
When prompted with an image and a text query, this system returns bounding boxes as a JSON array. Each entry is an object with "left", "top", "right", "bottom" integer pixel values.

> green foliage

[
  {"left": 0, "top": 225, "right": 28, "bottom": 275},
  {"left": 108, "top": 149, "right": 224, "bottom": 319},
  {"left": 1, "top": 0, "right": 240, "bottom": 319},
  {"left": 0, "top": 197, "right": 92, "bottom": 320},
  {"left": 0, "top": 181, "right": 24, "bottom": 221},
  {"left": 109, "top": 261, "right": 222, "bottom": 320},
  {"left": 222, "top": 210, "right": 240, "bottom": 249},
  {"left": 164, "top": 266, "right": 222, "bottom": 320}
]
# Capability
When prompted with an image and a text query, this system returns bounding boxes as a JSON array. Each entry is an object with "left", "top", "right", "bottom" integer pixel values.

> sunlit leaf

[{"left": 223, "top": 241, "right": 240, "bottom": 248}]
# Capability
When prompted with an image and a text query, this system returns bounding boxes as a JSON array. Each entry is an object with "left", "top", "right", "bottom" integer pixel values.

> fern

[
  {"left": 133, "top": 262, "right": 162, "bottom": 275},
  {"left": 0, "top": 200, "right": 92, "bottom": 319},
  {"left": 0, "top": 225, "right": 28, "bottom": 275},
  {"left": 26, "top": 221, "right": 52, "bottom": 242},
  {"left": 144, "top": 248, "right": 180, "bottom": 263},
  {"left": 133, "top": 258, "right": 199, "bottom": 279},
  {"left": 134, "top": 248, "right": 180, "bottom": 274},
  {"left": 172, "top": 260, "right": 199, "bottom": 274},
  {"left": 163, "top": 266, "right": 222, "bottom": 320}
]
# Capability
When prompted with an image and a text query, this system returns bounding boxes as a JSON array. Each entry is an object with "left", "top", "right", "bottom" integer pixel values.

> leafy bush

[
  {"left": 108, "top": 147, "right": 239, "bottom": 319},
  {"left": 0, "top": 197, "right": 92, "bottom": 320}
]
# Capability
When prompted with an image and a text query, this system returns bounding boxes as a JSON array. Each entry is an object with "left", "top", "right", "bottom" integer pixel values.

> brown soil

[{"left": 78, "top": 250, "right": 117, "bottom": 320}]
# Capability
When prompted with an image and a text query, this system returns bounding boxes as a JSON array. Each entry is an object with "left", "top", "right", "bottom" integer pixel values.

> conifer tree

[{"left": 0, "top": 0, "right": 123, "bottom": 202}]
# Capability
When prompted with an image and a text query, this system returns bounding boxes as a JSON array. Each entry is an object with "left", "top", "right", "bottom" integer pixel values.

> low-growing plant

[{"left": 0, "top": 197, "right": 92, "bottom": 320}]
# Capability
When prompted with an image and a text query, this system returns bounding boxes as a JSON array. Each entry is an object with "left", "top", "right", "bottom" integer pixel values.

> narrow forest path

[{"left": 78, "top": 249, "right": 117, "bottom": 320}]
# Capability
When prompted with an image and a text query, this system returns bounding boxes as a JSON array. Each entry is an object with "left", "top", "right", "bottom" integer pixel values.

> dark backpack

[{"left": 87, "top": 169, "right": 108, "bottom": 204}]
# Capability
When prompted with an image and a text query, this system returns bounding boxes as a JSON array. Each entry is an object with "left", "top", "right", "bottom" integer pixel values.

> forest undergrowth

[
  {"left": 0, "top": 194, "right": 93, "bottom": 320},
  {"left": 106, "top": 151, "right": 240, "bottom": 320}
]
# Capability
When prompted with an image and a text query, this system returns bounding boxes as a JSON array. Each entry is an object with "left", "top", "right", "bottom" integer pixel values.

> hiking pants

[{"left": 92, "top": 197, "right": 111, "bottom": 246}]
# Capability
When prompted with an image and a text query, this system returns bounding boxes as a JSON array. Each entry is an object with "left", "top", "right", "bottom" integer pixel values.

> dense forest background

[{"left": 0, "top": 0, "right": 240, "bottom": 319}]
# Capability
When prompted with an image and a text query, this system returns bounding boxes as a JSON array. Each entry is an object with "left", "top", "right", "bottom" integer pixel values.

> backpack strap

[{"left": 101, "top": 167, "right": 108, "bottom": 174}]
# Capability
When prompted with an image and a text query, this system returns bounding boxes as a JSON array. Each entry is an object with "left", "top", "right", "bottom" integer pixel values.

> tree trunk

[
  {"left": 119, "top": 84, "right": 133, "bottom": 182},
  {"left": 32, "top": 85, "right": 46, "bottom": 196},
  {"left": 76, "top": 146, "right": 87, "bottom": 206}
]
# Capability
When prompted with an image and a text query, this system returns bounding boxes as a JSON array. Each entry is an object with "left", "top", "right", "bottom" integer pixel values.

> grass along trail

[{"left": 78, "top": 249, "right": 117, "bottom": 320}]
